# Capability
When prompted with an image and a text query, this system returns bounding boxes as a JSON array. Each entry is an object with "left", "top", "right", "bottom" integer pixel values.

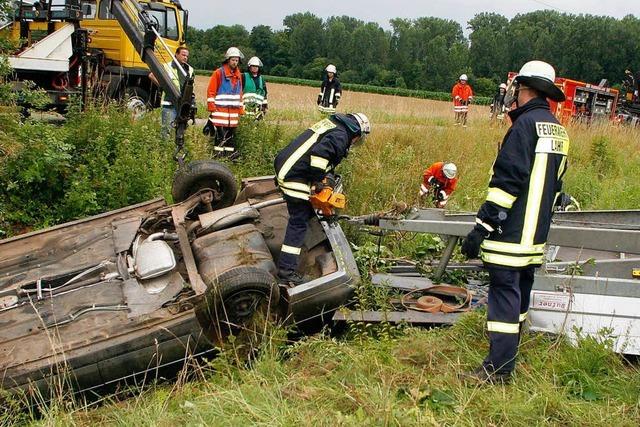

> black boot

[
  {"left": 459, "top": 365, "right": 512, "bottom": 385},
  {"left": 277, "top": 269, "right": 305, "bottom": 286}
]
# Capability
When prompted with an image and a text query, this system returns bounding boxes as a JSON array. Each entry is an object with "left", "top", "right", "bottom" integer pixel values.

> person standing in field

[
  {"left": 203, "top": 47, "right": 244, "bottom": 157},
  {"left": 460, "top": 60, "right": 569, "bottom": 384},
  {"left": 317, "top": 64, "right": 342, "bottom": 114},
  {"left": 148, "top": 46, "right": 194, "bottom": 140},
  {"left": 490, "top": 83, "right": 508, "bottom": 122},
  {"left": 419, "top": 162, "right": 458, "bottom": 208},
  {"left": 274, "top": 113, "right": 370, "bottom": 286},
  {"left": 451, "top": 74, "right": 474, "bottom": 127},
  {"left": 242, "top": 56, "right": 268, "bottom": 119}
]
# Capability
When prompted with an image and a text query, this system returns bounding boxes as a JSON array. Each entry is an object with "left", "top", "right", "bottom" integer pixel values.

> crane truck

[{"left": 3, "top": 0, "right": 186, "bottom": 116}]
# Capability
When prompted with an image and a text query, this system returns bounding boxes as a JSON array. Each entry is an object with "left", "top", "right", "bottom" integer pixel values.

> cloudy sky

[{"left": 179, "top": 0, "right": 636, "bottom": 31}]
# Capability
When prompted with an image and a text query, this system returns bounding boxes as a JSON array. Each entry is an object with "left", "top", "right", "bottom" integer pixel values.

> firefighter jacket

[
  {"left": 161, "top": 61, "right": 194, "bottom": 107},
  {"left": 274, "top": 115, "right": 355, "bottom": 201},
  {"left": 207, "top": 64, "right": 244, "bottom": 127},
  {"left": 451, "top": 83, "right": 473, "bottom": 112},
  {"left": 421, "top": 162, "right": 458, "bottom": 197},
  {"left": 476, "top": 97, "right": 570, "bottom": 269},
  {"left": 241, "top": 72, "right": 268, "bottom": 110},
  {"left": 318, "top": 77, "right": 342, "bottom": 108}
]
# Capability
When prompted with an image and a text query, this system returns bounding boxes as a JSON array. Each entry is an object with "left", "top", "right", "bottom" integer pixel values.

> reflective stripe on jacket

[
  {"left": 274, "top": 116, "right": 352, "bottom": 200},
  {"left": 476, "top": 97, "right": 570, "bottom": 268},
  {"left": 207, "top": 64, "right": 243, "bottom": 127}
]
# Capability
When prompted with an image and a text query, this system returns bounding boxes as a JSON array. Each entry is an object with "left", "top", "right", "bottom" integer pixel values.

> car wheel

[
  {"left": 171, "top": 160, "right": 238, "bottom": 207},
  {"left": 125, "top": 86, "right": 150, "bottom": 120},
  {"left": 196, "top": 266, "right": 282, "bottom": 350}
]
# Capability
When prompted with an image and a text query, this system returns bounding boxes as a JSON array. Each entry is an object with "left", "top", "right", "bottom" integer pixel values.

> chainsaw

[{"left": 310, "top": 175, "right": 346, "bottom": 219}]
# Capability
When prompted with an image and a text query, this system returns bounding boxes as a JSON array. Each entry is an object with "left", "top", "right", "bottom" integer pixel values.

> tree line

[{"left": 186, "top": 10, "right": 640, "bottom": 97}]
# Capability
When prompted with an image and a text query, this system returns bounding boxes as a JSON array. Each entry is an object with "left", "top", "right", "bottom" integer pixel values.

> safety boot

[
  {"left": 459, "top": 366, "right": 512, "bottom": 385},
  {"left": 276, "top": 269, "right": 305, "bottom": 286}
]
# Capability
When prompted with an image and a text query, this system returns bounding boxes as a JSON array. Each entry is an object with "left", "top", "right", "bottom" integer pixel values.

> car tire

[
  {"left": 171, "top": 160, "right": 238, "bottom": 207},
  {"left": 124, "top": 86, "right": 150, "bottom": 120},
  {"left": 197, "top": 266, "right": 281, "bottom": 348}
]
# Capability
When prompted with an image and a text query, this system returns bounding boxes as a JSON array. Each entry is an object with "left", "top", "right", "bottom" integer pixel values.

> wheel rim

[{"left": 126, "top": 97, "right": 147, "bottom": 120}]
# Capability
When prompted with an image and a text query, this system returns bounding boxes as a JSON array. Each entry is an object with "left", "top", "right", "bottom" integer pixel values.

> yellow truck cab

[{"left": 80, "top": 0, "right": 187, "bottom": 112}]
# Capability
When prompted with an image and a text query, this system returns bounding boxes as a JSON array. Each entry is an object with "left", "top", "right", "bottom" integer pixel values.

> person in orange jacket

[
  {"left": 420, "top": 162, "right": 458, "bottom": 208},
  {"left": 203, "top": 46, "right": 245, "bottom": 157},
  {"left": 451, "top": 74, "right": 474, "bottom": 127}
]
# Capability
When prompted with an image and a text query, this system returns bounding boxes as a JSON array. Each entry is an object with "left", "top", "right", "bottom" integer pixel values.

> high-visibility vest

[
  {"left": 161, "top": 61, "right": 194, "bottom": 107},
  {"left": 242, "top": 73, "right": 266, "bottom": 108},
  {"left": 208, "top": 66, "right": 243, "bottom": 127}
]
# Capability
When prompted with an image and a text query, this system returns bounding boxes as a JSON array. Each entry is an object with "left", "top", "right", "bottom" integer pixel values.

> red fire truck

[{"left": 506, "top": 72, "right": 619, "bottom": 125}]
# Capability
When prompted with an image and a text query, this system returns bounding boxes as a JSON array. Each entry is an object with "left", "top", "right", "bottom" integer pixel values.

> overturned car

[{"left": 0, "top": 163, "right": 359, "bottom": 397}]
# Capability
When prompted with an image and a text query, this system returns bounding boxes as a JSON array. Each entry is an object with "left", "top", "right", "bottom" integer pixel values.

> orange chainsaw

[{"left": 310, "top": 175, "right": 346, "bottom": 218}]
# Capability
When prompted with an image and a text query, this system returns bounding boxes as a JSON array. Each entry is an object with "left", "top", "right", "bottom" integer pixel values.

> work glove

[
  {"left": 202, "top": 119, "right": 215, "bottom": 136},
  {"left": 312, "top": 174, "right": 336, "bottom": 193},
  {"left": 317, "top": 95, "right": 322, "bottom": 105},
  {"left": 437, "top": 190, "right": 447, "bottom": 202},
  {"left": 427, "top": 176, "right": 436, "bottom": 185},
  {"left": 461, "top": 225, "right": 489, "bottom": 259}
]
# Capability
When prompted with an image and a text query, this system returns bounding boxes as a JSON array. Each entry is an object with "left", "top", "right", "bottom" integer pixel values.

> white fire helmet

[
  {"left": 350, "top": 113, "right": 371, "bottom": 136},
  {"left": 459, "top": 74, "right": 468, "bottom": 81},
  {"left": 224, "top": 47, "right": 245, "bottom": 61},
  {"left": 247, "top": 56, "right": 263, "bottom": 67},
  {"left": 326, "top": 64, "right": 337, "bottom": 74},
  {"left": 515, "top": 60, "right": 565, "bottom": 102},
  {"left": 443, "top": 162, "right": 457, "bottom": 179},
  {"left": 499, "top": 83, "right": 507, "bottom": 89}
]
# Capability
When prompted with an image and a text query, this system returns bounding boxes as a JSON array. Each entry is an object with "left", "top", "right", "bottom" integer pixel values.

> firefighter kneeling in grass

[
  {"left": 274, "top": 113, "right": 371, "bottom": 286},
  {"left": 460, "top": 60, "right": 569, "bottom": 384},
  {"left": 419, "top": 162, "right": 458, "bottom": 208}
]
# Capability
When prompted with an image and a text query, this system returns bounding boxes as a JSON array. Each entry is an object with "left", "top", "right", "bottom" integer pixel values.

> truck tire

[
  {"left": 125, "top": 86, "right": 150, "bottom": 120},
  {"left": 171, "top": 160, "right": 238, "bottom": 208},
  {"left": 197, "top": 266, "right": 281, "bottom": 348}
]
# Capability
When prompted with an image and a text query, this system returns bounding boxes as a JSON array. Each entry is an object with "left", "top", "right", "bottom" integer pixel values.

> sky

[{"left": 179, "top": 0, "right": 637, "bottom": 32}]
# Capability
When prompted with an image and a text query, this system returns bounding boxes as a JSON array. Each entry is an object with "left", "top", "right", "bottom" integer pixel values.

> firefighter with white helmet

[
  {"left": 274, "top": 113, "right": 370, "bottom": 285},
  {"left": 204, "top": 46, "right": 245, "bottom": 156},
  {"left": 490, "top": 83, "right": 508, "bottom": 122},
  {"left": 419, "top": 162, "right": 458, "bottom": 208},
  {"left": 318, "top": 64, "right": 342, "bottom": 114},
  {"left": 451, "top": 74, "right": 474, "bottom": 126},
  {"left": 461, "top": 60, "right": 569, "bottom": 384},
  {"left": 242, "top": 56, "right": 268, "bottom": 119}
]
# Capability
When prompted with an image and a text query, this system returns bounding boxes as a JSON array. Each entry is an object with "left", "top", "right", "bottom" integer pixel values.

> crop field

[{"left": 3, "top": 82, "right": 640, "bottom": 425}]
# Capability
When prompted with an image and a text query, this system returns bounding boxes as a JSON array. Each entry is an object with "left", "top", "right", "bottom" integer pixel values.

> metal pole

[{"left": 433, "top": 235, "right": 458, "bottom": 280}]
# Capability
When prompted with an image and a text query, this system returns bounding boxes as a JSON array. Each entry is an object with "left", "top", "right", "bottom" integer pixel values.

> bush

[{"left": 0, "top": 106, "right": 174, "bottom": 235}]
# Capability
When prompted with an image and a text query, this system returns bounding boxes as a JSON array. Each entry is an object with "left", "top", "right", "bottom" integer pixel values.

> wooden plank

[
  {"left": 372, "top": 273, "right": 433, "bottom": 291},
  {"left": 332, "top": 309, "right": 461, "bottom": 325}
]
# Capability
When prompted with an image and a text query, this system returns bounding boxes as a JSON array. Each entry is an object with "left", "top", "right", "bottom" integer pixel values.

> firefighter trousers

[
  {"left": 277, "top": 197, "right": 315, "bottom": 272},
  {"left": 483, "top": 266, "right": 535, "bottom": 374},
  {"left": 212, "top": 126, "right": 237, "bottom": 156}
]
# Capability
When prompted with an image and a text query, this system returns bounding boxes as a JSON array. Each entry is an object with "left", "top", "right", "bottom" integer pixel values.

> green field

[{"left": 2, "top": 87, "right": 640, "bottom": 426}]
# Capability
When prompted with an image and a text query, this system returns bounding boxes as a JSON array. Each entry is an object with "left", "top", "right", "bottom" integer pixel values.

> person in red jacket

[
  {"left": 203, "top": 47, "right": 245, "bottom": 156},
  {"left": 451, "top": 74, "right": 474, "bottom": 127},
  {"left": 420, "top": 162, "right": 458, "bottom": 208}
]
